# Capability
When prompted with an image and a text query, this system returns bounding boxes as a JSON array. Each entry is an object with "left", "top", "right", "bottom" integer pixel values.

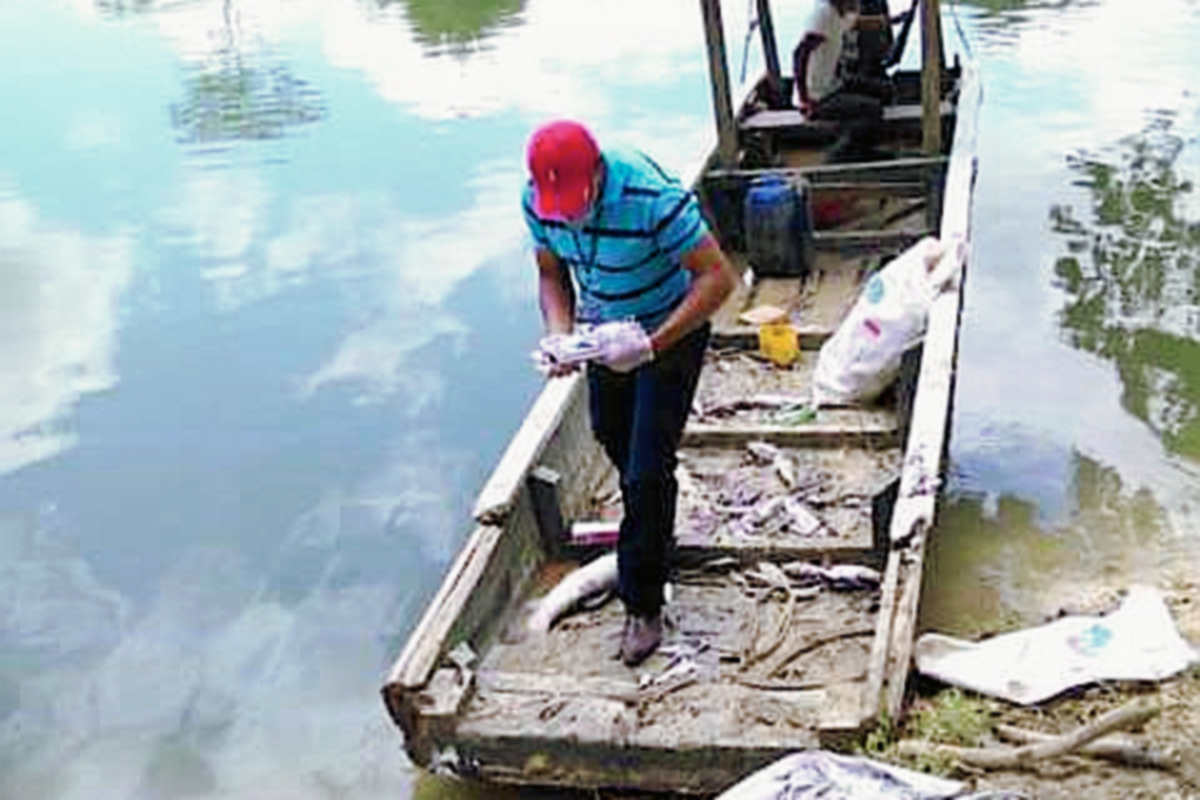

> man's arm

[
  {"left": 792, "top": 32, "right": 825, "bottom": 115},
  {"left": 648, "top": 234, "right": 737, "bottom": 354},
  {"left": 536, "top": 247, "right": 575, "bottom": 335},
  {"left": 535, "top": 247, "right": 582, "bottom": 377}
]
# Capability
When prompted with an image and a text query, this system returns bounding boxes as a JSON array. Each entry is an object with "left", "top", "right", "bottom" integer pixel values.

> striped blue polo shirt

[{"left": 522, "top": 147, "right": 710, "bottom": 331}]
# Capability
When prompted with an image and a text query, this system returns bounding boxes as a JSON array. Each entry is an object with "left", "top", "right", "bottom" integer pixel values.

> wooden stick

[
  {"left": 763, "top": 625, "right": 876, "bottom": 677},
  {"left": 920, "top": 0, "right": 943, "bottom": 155},
  {"left": 897, "top": 699, "right": 1161, "bottom": 770},
  {"left": 700, "top": 0, "right": 737, "bottom": 167},
  {"left": 995, "top": 723, "right": 1179, "bottom": 771}
]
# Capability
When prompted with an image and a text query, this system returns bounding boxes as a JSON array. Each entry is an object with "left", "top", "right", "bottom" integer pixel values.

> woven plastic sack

[{"left": 813, "top": 236, "right": 959, "bottom": 407}]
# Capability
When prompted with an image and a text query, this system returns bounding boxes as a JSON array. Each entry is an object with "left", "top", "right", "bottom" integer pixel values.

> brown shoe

[
  {"left": 614, "top": 614, "right": 632, "bottom": 660},
  {"left": 620, "top": 613, "right": 662, "bottom": 667}
]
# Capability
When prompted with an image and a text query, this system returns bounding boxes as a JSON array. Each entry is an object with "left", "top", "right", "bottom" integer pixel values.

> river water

[{"left": 0, "top": 0, "right": 1197, "bottom": 798}]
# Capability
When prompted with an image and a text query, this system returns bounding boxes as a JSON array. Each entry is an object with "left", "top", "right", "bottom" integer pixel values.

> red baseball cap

[{"left": 527, "top": 120, "right": 601, "bottom": 222}]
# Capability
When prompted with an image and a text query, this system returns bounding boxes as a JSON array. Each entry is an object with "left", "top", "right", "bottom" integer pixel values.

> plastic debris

[
  {"left": 774, "top": 405, "right": 818, "bottom": 425},
  {"left": 715, "top": 750, "right": 1029, "bottom": 799},
  {"left": 915, "top": 585, "right": 1199, "bottom": 704}
]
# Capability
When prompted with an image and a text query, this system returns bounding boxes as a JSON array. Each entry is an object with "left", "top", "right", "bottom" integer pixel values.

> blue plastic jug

[{"left": 743, "top": 175, "right": 812, "bottom": 278}]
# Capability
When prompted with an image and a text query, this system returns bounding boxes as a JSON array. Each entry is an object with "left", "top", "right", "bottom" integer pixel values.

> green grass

[
  {"left": 854, "top": 688, "right": 997, "bottom": 777},
  {"left": 908, "top": 688, "right": 995, "bottom": 747}
]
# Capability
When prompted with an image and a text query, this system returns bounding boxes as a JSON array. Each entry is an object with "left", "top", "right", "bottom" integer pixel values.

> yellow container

[{"left": 759, "top": 320, "right": 800, "bottom": 366}]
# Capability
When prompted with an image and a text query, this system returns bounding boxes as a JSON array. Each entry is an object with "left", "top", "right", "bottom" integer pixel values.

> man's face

[{"left": 562, "top": 167, "right": 602, "bottom": 229}]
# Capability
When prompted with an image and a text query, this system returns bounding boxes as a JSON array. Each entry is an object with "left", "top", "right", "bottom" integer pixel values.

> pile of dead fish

[
  {"left": 711, "top": 441, "right": 844, "bottom": 540},
  {"left": 738, "top": 559, "right": 881, "bottom": 594},
  {"left": 697, "top": 392, "right": 813, "bottom": 421}
]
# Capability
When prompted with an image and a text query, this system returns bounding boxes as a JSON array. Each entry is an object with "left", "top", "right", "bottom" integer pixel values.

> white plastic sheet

[
  {"left": 915, "top": 585, "right": 1198, "bottom": 705},
  {"left": 714, "top": 751, "right": 1027, "bottom": 799}
]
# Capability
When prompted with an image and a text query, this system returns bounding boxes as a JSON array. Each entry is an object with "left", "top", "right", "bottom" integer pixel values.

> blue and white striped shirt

[{"left": 523, "top": 147, "right": 710, "bottom": 330}]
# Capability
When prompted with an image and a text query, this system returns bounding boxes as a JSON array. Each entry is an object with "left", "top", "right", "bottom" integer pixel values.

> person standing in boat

[
  {"left": 522, "top": 120, "right": 738, "bottom": 667},
  {"left": 793, "top": 0, "right": 894, "bottom": 160}
]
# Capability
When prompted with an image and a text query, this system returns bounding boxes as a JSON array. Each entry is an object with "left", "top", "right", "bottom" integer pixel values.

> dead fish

[
  {"left": 748, "top": 560, "right": 791, "bottom": 590},
  {"left": 823, "top": 564, "right": 881, "bottom": 590},
  {"left": 525, "top": 552, "right": 619, "bottom": 634},
  {"left": 746, "top": 440, "right": 781, "bottom": 464},
  {"left": 783, "top": 497, "right": 823, "bottom": 536},
  {"left": 774, "top": 454, "right": 797, "bottom": 489},
  {"left": 781, "top": 561, "right": 881, "bottom": 590},
  {"left": 732, "top": 496, "right": 790, "bottom": 538}
]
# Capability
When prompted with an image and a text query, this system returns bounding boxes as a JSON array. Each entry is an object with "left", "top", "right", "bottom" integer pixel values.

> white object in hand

[
  {"left": 594, "top": 320, "right": 654, "bottom": 373},
  {"left": 531, "top": 330, "right": 603, "bottom": 374}
]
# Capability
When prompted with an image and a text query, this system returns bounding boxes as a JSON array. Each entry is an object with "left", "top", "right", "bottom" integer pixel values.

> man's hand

[
  {"left": 532, "top": 333, "right": 584, "bottom": 378},
  {"left": 595, "top": 321, "right": 654, "bottom": 373}
]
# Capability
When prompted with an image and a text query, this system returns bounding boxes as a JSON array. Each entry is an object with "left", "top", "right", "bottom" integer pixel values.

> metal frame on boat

[{"left": 382, "top": 0, "right": 979, "bottom": 792}]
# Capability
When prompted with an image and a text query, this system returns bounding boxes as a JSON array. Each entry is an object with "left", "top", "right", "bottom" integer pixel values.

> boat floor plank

[
  {"left": 456, "top": 576, "right": 878, "bottom": 782},
  {"left": 713, "top": 256, "right": 869, "bottom": 347},
  {"left": 689, "top": 350, "right": 898, "bottom": 444},
  {"left": 675, "top": 445, "right": 900, "bottom": 556}
]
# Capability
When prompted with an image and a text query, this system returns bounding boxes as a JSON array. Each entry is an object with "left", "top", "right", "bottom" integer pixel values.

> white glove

[
  {"left": 594, "top": 320, "right": 655, "bottom": 373},
  {"left": 531, "top": 330, "right": 602, "bottom": 376}
]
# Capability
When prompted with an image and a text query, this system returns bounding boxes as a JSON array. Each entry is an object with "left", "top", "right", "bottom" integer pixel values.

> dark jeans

[
  {"left": 587, "top": 323, "right": 710, "bottom": 617},
  {"left": 812, "top": 88, "right": 884, "bottom": 159}
]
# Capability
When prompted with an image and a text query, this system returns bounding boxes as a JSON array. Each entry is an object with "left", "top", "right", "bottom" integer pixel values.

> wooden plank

[
  {"left": 527, "top": 466, "right": 567, "bottom": 551},
  {"left": 751, "top": 276, "right": 804, "bottom": 313},
  {"left": 459, "top": 680, "right": 839, "bottom": 744},
  {"left": 860, "top": 543, "right": 903, "bottom": 725},
  {"left": 885, "top": 532, "right": 928, "bottom": 718},
  {"left": 683, "top": 420, "right": 898, "bottom": 449},
  {"left": 921, "top": 0, "right": 944, "bottom": 155},
  {"left": 812, "top": 229, "right": 931, "bottom": 256},
  {"left": 700, "top": 0, "right": 738, "bottom": 167},
  {"left": 739, "top": 101, "right": 954, "bottom": 131},
  {"left": 463, "top": 725, "right": 819, "bottom": 795},
  {"left": 811, "top": 181, "right": 927, "bottom": 197},
  {"left": 755, "top": 0, "right": 784, "bottom": 106},
  {"left": 705, "top": 155, "right": 948, "bottom": 184},
  {"left": 386, "top": 524, "right": 504, "bottom": 690},
  {"left": 879, "top": 64, "right": 981, "bottom": 722},
  {"left": 478, "top": 669, "right": 639, "bottom": 701},
  {"left": 796, "top": 258, "right": 864, "bottom": 332},
  {"left": 677, "top": 535, "right": 875, "bottom": 564},
  {"left": 474, "top": 375, "right": 582, "bottom": 523},
  {"left": 820, "top": 678, "right": 871, "bottom": 738},
  {"left": 710, "top": 325, "right": 832, "bottom": 351},
  {"left": 714, "top": 250, "right": 865, "bottom": 348}
]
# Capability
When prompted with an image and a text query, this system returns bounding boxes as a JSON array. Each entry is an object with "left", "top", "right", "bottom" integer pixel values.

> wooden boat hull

[{"left": 383, "top": 56, "right": 980, "bottom": 793}]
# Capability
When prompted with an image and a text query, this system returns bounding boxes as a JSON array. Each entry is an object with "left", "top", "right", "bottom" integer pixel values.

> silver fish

[{"left": 525, "top": 552, "right": 619, "bottom": 634}]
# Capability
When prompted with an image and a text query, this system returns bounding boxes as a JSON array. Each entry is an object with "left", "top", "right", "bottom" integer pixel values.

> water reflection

[
  {"left": 94, "top": 0, "right": 156, "bottom": 17},
  {"left": 0, "top": 486, "right": 425, "bottom": 798},
  {"left": 171, "top": 0, "right": 325, "bottom": 145},
  {"left": 925, "top": 448, "right": 1192, "bottom": 640},
  {"left": 0, "top": 190, "right": 132, "bottom": 476},
  {"left": 1050, "top": 116, "right": 1200, "bottom": 460},
  {"left": 371, "top": 0, "right": 526, "bottom": 55}
]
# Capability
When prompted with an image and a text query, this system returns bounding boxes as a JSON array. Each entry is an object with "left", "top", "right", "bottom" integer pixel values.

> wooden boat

[{"left": 382, "top": 0, "right": 980, "bottom": 793}]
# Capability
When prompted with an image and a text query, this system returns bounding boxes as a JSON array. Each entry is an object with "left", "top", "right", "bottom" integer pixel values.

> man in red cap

[{"left": 523, "top": 120, "right": 738, "bottom": 666}]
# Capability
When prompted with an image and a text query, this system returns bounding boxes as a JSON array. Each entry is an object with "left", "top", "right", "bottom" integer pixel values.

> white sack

[
  {"left": 915, "top": 585, "right": 1198, "bottom": 705},
  {"left": 813, "top": 236, "right": 962, "bottom": 407}
]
